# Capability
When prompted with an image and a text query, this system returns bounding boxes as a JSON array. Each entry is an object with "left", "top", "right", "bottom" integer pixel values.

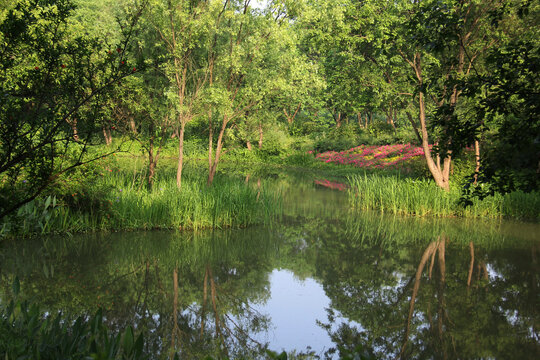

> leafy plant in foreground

[{"left": 1, "top": 278, "right": 146, "bottom": 359}]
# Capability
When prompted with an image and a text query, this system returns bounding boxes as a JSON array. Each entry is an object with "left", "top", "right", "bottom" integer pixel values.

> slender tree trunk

[
  {"left": 283, "top": 103, "right": 301, "bottom": 125},
  {"left": 208, "top": 111, "right": 213, "bottom": 171},
  {"left": 365, "top": 112, "right": 369, "bottom": 128},
  {"left": 68, "top": 118, "right": 79, "bottom": 141},
  {"left": 176, "top": 120, "right": 186, "bottom": 189},
  {"left": 335, "top": 112, "right": 342, "bottom": 128},
  {"left": 200, "top": 266, "right": 209, "bottom": 338},
  {"left": 246, "top": 140, "right": 252, "bottom": 151},
  {"left": 129, "top": 118, "right": 137, "bottom": 134},
  {"left": 148, "top": 136, "right": 156, "bottom": 188},
  {"left": 171, "top": 268, "right": 180, "bottom": 359},
  {"left": 406, "top": 111, "right": 422, "bottom": 145},
  {"left": 474, "top": 140, "right": 480, "bottom": 184},
  {"left": 208, "top": 116, "right": 228, "bottom": 185},
  {"left": 399, "top": 241, "right": 440, "bottom": 359},
  {"left": 467, "top": 242, "right": 475, "bottom": 287}
]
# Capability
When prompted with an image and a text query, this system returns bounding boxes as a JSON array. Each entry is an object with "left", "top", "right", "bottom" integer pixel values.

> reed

[
  {"left": 9, "top": 168, "right": 281, "bottom": 236},
  {"left": 348, "top": 174, "right": 539, "bottom": 220}
]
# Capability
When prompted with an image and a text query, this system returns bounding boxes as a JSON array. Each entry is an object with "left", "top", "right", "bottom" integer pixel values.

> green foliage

[
  {"left": 0, "top": 297, "right": 146, "bottom": 359},
  {"left": 1, "top": 157, "right": 282, "bottom": 236},
  {"left": 313, "top": 123, "right": 363, "bottom": 152},
  {"left": 348, "top": 173, "right": 539, "bottom": 220},
  {"left": 0, "top": 0, "right": 142, "bottom": 219}
]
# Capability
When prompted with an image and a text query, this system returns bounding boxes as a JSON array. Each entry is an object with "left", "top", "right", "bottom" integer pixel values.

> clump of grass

[
  {"left": 348, "top": 174, "right": 539, "bottom": 220},
  {"left": 7, "top": 167, "right": 281, "bottom": 236}
]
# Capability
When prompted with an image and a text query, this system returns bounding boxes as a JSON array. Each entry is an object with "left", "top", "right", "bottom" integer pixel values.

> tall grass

[
  {"left": 5, "top": 168, "right": 282, "bottom": 236},
  {"left": 348, "top": 173, "right": 539, "bottom": 220}
]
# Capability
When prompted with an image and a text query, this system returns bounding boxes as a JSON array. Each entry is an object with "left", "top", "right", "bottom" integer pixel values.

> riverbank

[{"left": 0, "top": 156, "right": 281, "bottom": 238}]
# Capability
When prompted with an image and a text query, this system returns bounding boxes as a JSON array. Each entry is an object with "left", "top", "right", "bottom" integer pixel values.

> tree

[
  {"left": 204, "top": 0, "right": 297, "bottom": 184},
  {"left": 460, "top": 0, "right": 540, "bottom": 198},
  {"left": 0, "top": 0, "right": 142, "bottom": 219}
]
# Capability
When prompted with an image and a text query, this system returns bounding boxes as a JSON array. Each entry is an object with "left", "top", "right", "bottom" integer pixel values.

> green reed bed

[
  {"left": 348, "top": 174, "right": 539, "bottom": 220},
  {"left": 4, "top": 170, "right": 281, "bottom": 236}
]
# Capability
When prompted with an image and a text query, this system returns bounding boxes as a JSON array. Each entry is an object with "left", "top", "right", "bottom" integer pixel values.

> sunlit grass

[
  {"left": 5, "top": 158, "right": 282, "bottom": 236},
  {"left": 348, "top": 174, "right": 539, "bottom": 220}
]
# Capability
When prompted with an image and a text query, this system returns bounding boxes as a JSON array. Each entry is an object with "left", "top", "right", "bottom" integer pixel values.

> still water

[{"left": 1, "top": 178, "right": 539, "bottom": 358}]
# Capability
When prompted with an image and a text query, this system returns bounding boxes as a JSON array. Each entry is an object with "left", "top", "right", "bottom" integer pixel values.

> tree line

[{"left": 1, "top": 0, "right": 538, "bottom": 219}]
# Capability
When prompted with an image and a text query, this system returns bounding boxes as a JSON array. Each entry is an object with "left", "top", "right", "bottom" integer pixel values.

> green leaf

[{"left": 122, "top": 326, "right": 134, "bottom": 353}]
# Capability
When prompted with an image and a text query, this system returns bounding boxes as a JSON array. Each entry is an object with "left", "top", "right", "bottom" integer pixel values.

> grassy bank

[
  {"left": 348, "top": 174, "right": 539, "bottom": 220},
  {"left": 1, "top": 157, "right": 281, "bottom": 237}
]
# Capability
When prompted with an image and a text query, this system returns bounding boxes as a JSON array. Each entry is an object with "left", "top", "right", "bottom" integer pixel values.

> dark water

[{"left": 1, "top": 178, "right": 539, "bottom": 359}]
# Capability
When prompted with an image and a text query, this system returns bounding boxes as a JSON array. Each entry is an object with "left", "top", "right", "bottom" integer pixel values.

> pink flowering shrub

[{"left": 313, "top": 144, "right": 428, "bottom": 171}]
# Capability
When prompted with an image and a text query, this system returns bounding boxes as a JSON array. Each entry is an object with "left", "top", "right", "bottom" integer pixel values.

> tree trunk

[
  {"left": 406, "top": 111, "right": 422, "bottom": 145},
  {"left": 148, "top": 134, "right": 156, "bottom": 188},
  {"left": 208, "top": 111, "right": 213, "bottom": 171},
  {"left": 399, "top": 241, "right": 440, "bottom": 359},
  {"left": 208, "top": 116, "right": 228, "bottom": 185},
  {"left": 418, "top": 89, "right": 451, "bottom": 191},
  {"left": 365, "top": 112, "right": 369, "bottom": 128},
  {"left": 467, "top": 241, "right": 475, "bottom": 287},
  {"left": 176, "top": 120, "right": 186, "bottom": 189},
  {"left": 103, "top": 126, "right": 112, "bottom": 145},
  {"left": 69, "top": 118, "right": 79, "bottom": 141},
  {"left": 129, "top": 118, "right": 137, "bottom": 134},
  {"left": 246, "top": 140, "right": 252, "bottom": 151},
  {"left": 384, "top": 106, "right": 396, "bottom": 131},
  {"left": 474, "top": 140, "right": 480, "bottom": 184},
  {"left": 335, "top": 112, "right": 342, "bottom": 128}
]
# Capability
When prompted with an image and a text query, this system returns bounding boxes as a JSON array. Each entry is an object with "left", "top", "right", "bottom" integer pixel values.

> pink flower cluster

[
  {"left": 314, "top": 179, "right": 348, "bottom": 191},
  {"left": 314, "top": 144, "right": 427, "bottom": 170}
]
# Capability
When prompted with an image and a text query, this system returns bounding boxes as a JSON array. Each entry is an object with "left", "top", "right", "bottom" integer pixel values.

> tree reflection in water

[
  {"left": 0, "top": 196, "right": 539, "bottom": 358},
  {"left": 316, "top": 228, "right": 540, "bottom": 359}
]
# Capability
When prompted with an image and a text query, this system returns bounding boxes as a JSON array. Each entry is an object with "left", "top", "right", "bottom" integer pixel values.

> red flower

[
  {"left": 132, "top": 67, "right": 136, "bottom": 72},
  {"left": 117, "top": 48, "right": 122, "bottom": 53},
  {"left": 121, "top": 61, "right": 125, "bottom": 65},
  {"left": 61, "top": 64, "right": 66, "bottom": 68},
  {"left": 34, "top": 66, "right": 39, "bottom": 70}
]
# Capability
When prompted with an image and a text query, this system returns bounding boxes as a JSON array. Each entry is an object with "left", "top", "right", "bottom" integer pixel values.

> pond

[{"left": 1, "top": 176, "right": 539, "bottom": 359}]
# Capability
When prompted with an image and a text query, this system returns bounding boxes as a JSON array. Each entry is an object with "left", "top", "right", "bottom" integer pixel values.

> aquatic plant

[{"left": 348, "top": 174, "right": 539, "bottom": 220}]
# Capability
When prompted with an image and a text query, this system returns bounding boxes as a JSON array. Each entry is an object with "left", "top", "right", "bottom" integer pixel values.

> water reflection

[{"left": 0, "top": 180, "right": 539, "bottom": 358}]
